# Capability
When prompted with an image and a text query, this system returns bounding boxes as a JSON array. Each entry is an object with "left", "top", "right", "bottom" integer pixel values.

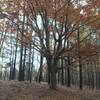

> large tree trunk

[
  {"left": 50, "top": 70, "right": 57, "bottom": 89},
  {"left": 47, "top": 58, "right": 57, "bottom": 89}
]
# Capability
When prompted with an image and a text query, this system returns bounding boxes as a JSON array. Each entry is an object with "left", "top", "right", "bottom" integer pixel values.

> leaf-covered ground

[{"left": 0, "top": 81, "right": 100, "bottom": 100}]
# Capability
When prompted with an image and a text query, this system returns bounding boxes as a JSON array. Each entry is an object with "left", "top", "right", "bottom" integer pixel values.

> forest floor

[{"left": 0, "top": 81, "right": 100, "bottom": 100}]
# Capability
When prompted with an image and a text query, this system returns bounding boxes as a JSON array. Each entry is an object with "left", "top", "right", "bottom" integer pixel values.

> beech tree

[{"left": 0, "top": 0, "right": 100, "bottom": 89}]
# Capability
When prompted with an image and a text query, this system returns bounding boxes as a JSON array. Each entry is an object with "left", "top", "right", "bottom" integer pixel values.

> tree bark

[
  {"left": 47, "top": 58, "right": 57, "bottom": 89},
  {"left": 50, "top": 70, "right": 57, "bottom": 89}
]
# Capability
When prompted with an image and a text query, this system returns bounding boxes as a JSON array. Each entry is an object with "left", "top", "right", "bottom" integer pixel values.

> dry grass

[{"left": 0, "top": 80, "right": 100, "bottom": 100}]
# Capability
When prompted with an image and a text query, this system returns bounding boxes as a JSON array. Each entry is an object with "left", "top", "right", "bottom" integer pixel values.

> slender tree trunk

[
  {"left": 58, "top": 70, "right": 60, "bottom": 84},
  {"left": 19, "top": 11, "right": 25, "bottom": 81},
  {"left": 22, "top": 47, "right": 27, "bottom": 81},
  {"left": 91, "top": 62, "right": 94, "bottom": 89},
  {"left": 98, "top": 72, "right": 100, "bottom": 89},
  {"left": 27, "top": 43, "right": 31, "bottom": 82},
  {"left": 38, "top": 54, "right": 43, "bottom": 83},
  {"left": 47, "top": 60, "right": 51, "bottom": 85},
  {"left": 61, "top": 59, "right": 64, "bottom": 85},
  {"left": 18, "top": 45, "right": 23, "bottom": 81},
  {"left": 12, "top": 32, "right": 18, "bottom": 80},
  {"left": 67, "top": 56, "right": 70, "bottom": 87},
  {"left": 79, "top": 61, "right": 83, "bottom": 89},
  {"left": 9, "top": 35, "right": 13, "bottom": 80},
  {"left": 30, "top": 50, "right": 34, "bottom": 83},
  {"left": 28, "top": 42, "right": 35, "bottom": 83},
  {"left": 77, "top": 26, "right": 83, "bottom": 89},
  {"left": 65, "top": 67, "right": 67, "bottom": 85}
]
